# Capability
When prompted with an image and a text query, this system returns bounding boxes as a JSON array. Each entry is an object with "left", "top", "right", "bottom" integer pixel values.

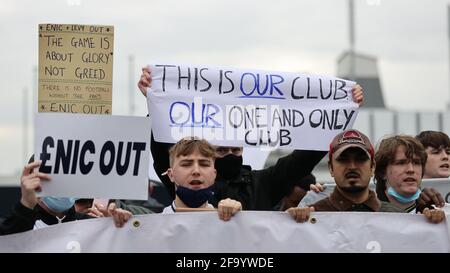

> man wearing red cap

[{"left": 287, "top": 129, "right": 444, "bottom": 223}]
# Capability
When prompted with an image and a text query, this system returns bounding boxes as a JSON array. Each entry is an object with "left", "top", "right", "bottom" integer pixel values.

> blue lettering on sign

[
  {"left": 239, "top": 73, "right": 285, "bottom": 99},
  {"left": 169, "top": 101, "right": 222, "bottom": 128}
]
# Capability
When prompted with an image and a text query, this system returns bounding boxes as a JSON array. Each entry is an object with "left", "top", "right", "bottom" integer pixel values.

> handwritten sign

[
  {"left": 34, "top": 113, "right": 150, "bottom": 200},
  {"left": 38, "top": 24, "right": 113, "bottom": 115},
  {"left": 147, "top": 64, "right": 359, "bottom": 150}
]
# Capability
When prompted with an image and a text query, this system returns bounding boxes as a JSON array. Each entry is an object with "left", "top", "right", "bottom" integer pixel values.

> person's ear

[
  {"left": 167, "top": 168, "right": 175, "bottom": 183},
  {"left": 371, "top": 161, "right": 376, "bottom": 176},
  {"left": 328, "top": 161, "right": 334, "bottom": 177}
]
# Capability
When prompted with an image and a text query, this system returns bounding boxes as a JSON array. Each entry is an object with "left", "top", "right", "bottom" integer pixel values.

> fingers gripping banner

[
  {"left": 147, "top": 64, "right": 359, "bottom": 150},
  {"left": 0, "top": 212, "right": 449, "bottom": 252}
]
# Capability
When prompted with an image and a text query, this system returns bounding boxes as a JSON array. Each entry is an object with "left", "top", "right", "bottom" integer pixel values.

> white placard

[
  {"left": 0, "top": 211, "right": 449, "bottom": 252},
  {"left": 147, "top": 63, "right": 358, "bottom": 151},
  {"left": 34, "top": 113, "right": 150, "bottom": 200}
]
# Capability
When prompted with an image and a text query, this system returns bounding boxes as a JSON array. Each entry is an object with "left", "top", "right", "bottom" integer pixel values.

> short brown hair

[
  {"left": 374, "top": 135, "right": 427, "bottom": 201},
  {"left": 169, "top": 137, "right": 216, "bottom": 167},
  {"left": 416, "top": 130, "right": 450, "bottom": 150}
]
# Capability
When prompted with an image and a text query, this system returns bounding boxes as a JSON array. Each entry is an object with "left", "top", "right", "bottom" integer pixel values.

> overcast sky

[{"left": 1, "top": 0, "right": 450, "bottom": 176}]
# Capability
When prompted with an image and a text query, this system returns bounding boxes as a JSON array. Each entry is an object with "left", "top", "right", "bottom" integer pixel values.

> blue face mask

[
  {"left": 42, "top": 197, "right": 77, "bottom": 213},
  {"left": 387, "top": 187, "right": 422, "bottom": 204},
  {"left": 176, "top": 185, "right": 214, "bottom": 208}
]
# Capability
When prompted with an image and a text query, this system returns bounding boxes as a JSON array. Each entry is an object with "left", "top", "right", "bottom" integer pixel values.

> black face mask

[
  {"left": 176, "top": 185, "right": 214, "bottom": 208},
  {"left": 215, "top": 154, "right": 243, "bottom": 179}
]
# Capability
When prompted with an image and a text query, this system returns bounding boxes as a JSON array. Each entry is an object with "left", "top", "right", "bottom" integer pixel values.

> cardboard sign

[{"left": 38, "top": 24, "right": 113, "bottom": 115}]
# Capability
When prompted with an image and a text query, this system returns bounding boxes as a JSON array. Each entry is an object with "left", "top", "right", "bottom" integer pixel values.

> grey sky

[{"left": 0, "top": 0, "right": 450, "bottom": 176}]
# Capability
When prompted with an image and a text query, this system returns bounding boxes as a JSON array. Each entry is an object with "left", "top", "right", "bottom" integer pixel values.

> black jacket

[
  {"left": 151, "top": 134, "right": 326, "bottom": 210},
  {"left": 0, "top": 202, "right": 91, "bottom": 236}
]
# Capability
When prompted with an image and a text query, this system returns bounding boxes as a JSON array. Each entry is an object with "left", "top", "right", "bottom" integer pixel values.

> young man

[
  {"left": 374, "top": 135, "right": 445, "bottom": 220},
  {"left": 138, "top": 67, "right": 364, "bottom": 210},
  {"left": 164, "top": 137, "right": 242, "bottom": 221},
  {"left": 287, "top": 130, "right": 444, "bottom": 223},
  {"left": 416, "top": 131, "right": 450, "bottom": 178}
]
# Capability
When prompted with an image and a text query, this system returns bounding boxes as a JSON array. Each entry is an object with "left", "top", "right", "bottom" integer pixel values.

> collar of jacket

[{"left": 329, "top": 188, "right": 381, "bottom": 211}]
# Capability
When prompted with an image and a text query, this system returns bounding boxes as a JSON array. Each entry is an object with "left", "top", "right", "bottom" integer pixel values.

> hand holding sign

[
  {"left": 20, "top": 161, "right": 51, "bottom": 209},
  {"left": 138, "top": 66, "right": 152, "bottom": 97}
]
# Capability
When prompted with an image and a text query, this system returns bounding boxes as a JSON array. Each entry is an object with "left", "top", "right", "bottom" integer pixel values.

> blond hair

[{"left": 168, "top": 137, "right": 216, "bottom": 167}]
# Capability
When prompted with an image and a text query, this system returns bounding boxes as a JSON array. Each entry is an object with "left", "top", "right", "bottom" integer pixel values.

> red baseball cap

[{"left": 329, "top": 129, "right": 374, "bottom": 161}]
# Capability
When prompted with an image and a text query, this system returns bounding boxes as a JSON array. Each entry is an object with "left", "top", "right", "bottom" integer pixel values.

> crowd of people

[{"left": 1, "top": 67, "right": 449, "bottom": 237}]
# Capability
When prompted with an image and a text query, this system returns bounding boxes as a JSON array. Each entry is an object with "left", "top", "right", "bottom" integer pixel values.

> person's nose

[
  {"left": 347, "top": 159, "right": 357, "bottom": 169},
  {"left": 190, "top": 163, "right": 200, "bottom": 176},
  {"left": 405, "top": 162, "right": 415, "bottom": 173},
  {"left": 440, "top": 149, "right": 449, "bottom": 160}
]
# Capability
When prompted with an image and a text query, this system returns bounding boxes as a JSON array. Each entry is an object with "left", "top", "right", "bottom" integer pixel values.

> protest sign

[
  {"left": 147, "top": 64, "right": 358, "bottom": 150},
  {"left": 34, "top": 113, "right": 149, "bottom": 200},
  {"left": 38, "top": 23, "right": 113, "bottom": 115}
]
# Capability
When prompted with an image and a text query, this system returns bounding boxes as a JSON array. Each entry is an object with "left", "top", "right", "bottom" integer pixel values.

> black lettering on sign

[
  {"left": 132, "top": 142, "right": 146, "bottom": 176},
  {"left": 39, "top": 136, "right": 54, "bottom": 173},
  {"left": 155, "top": 64, "right": 176, "bottom": 92},
  {"left": 334, "top": 80, "right": 348, "bottom": 100},
  {"left": 54, "top": 139, "right": 73, "bottom": 174},
  {"left": 45, "top": 51, "right": 74, "bottom": 62},
  {"left": 219, "top": 70, "right": 235, "bottom": 94},
  {"left": 116, "top": 142, "right": 132, "bottom": 176},
  {"left": 37, "top": 138, "right": 146, "bottom": 176},
  {"left": 100, "top": 36, "right": 110, "bottom": 50},
  {"left": 309, "top": 109, "right": 322, "bottom": 128},
  {"left": 79, "top": 141, "right": 95, "bottom": 175},
  {"left": 280, "top": 129, "right": 292, "bottom": 146},
  {"left": 244, "top": 129, "right": 292, "bottom": 147},
  {"left": 100, "top": 141, "right": 115, "bottom": 175},
  {"left": 178, "top": 66, "right": 191, "bottom": 90},
  {"left": 45, "top": 65, "right": 66, "bottom": 77},
  {"left": 98, "top": 141, "right": 146, "bottom": 176},
  {"left": 309, "top": 109, "right": 356, "bottom": 130},
  {"left": 43, "top": 35, "right": 63, "bottom": 47}
]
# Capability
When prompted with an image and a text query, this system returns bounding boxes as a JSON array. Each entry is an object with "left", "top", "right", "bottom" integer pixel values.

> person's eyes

[
  {"left": 412, "top": 159, "right": 422, "bottom": 165},
  {"left": 394, "top": 160, "right": 408, "bottom": 165},
  {"left": 356, "top": 156, "right": 369, "bottom": 162},
  {"left": 336, "top": 157, "right": 348, "bottom": 162},
  {"left": 198, "top": 160, "right": 211, "bottom": 166}
]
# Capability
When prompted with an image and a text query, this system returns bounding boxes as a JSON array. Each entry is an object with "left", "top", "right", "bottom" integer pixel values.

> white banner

[
  {"left": 147, "top": 63, "right": 358, "bottom": 151},
  {"left": 34, "top": 113, "right": 150, "bottom": 200},
  {"left": 0, "top": 211, "right": 448, "bottom": 252}
]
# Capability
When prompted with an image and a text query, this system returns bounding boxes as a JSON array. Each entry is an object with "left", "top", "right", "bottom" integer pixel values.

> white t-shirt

[
  {"left": 33, "top": 215, "right": 66, "bottom": 230},
  {"left": 162, "top": 201, "right": 214, "bottom": 214}
]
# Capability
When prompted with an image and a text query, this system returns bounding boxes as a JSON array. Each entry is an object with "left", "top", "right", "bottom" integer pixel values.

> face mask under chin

[{"left": 175, "top": 185, "right": 214, "bottom": 208}]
